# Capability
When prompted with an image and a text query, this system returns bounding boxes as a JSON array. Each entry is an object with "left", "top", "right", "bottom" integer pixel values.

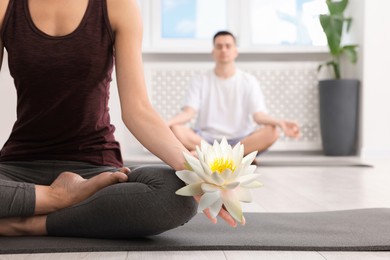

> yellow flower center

[{"left": 209, "top": 158, "right": 236, "bottom": 173}]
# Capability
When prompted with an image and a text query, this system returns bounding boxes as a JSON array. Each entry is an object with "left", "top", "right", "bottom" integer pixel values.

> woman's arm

[
  {"left": 107, "top": 0, "right": 189, "bottom": 171},
  {"left": 107, "top": 0, "right": 238, "bottom": 227}
]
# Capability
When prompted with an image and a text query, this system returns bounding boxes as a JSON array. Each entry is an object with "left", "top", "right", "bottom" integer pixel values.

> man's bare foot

[{"left": 35, "top": 168, "right": 130, "bottom": 215}]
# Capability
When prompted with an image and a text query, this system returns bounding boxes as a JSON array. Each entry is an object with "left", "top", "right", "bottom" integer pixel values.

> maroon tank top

[{"left": 0, "top": 0, "right": 123, "bottom": 167}]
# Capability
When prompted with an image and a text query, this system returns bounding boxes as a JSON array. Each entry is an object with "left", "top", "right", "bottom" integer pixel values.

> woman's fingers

[
  {"left": 217, "top": 207, "right": 237, "bottom": 227},
  {"left": 203, "top": 208, "right": 217, "bottom": 224},
  {"left": 193, "top": 196, "right": 242, "bottom": 227}
]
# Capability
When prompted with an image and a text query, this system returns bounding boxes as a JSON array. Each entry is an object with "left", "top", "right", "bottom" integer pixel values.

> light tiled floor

[{"left": 2, "top": 155, "right": 390, "bottom": 260}]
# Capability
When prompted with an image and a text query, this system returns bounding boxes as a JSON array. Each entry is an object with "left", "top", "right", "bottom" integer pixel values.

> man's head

[
  {"left": 212, "top": 31, "right": 238, "bottom": 65},
  {"left": 213, "top": 31, "right": 237, "bottom": 45}
]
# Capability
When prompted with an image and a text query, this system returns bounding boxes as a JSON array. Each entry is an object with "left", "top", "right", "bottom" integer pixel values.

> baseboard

[{"left": 360, "top": 147, "right": 390, "bottom": 158}]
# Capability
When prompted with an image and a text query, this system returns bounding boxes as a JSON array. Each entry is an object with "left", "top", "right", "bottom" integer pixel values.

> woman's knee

[
  {"left": 135, "top": 165, "right": 198, "bottom": 225},
  {"left": 122, "top": 165, "right": 198, "bottom": 235},
  {"left": 115, "top": 186, "right": 197, "bottom": 238}
]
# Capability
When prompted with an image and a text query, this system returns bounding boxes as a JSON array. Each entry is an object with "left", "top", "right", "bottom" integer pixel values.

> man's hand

[{"left": 279, "top": 120, "right": 300, "bottom": 138}]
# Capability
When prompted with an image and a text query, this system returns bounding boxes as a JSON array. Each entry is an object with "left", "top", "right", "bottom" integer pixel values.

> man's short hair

[{"left": 213, "top": 31, "right": 237, "bottom": 45}]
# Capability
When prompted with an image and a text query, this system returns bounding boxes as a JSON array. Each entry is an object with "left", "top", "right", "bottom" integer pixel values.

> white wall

[
  {"left": 360, "top": 0, "right": 390, "bottom": 158},
  {"left": 0, "top": 52, "right": 16, "bottom": 148}
]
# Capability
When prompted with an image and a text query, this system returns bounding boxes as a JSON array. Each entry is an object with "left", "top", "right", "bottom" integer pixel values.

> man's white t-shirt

[{"left": 184, "top": 69, "right": 267, "bottom": 141}]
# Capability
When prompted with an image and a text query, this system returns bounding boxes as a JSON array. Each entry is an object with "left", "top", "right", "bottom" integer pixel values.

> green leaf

[
  {"left": 319, "top": 0, "right": 358, "bottom": 79},
  {"left": 342, "top": 45, "right": 358, "bottom": 64},
  {"left": 326, "top": 0, "right": 349, "bottom": 15},
  {"left": 320, "top": 14, "right": 343, "bottom": 56},
  {"left": 318, "top": 61, "right": 340, "bottom": 79},
  {"left": 345, "top": 17, "right": 353, "bottom": 32}
]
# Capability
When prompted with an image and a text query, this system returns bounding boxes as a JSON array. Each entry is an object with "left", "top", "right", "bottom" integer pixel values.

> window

[
  {"left": 161, "top": 0, "right": 227, "bottom": 39},
  {"left": 249, "top": 0, "right": 327, "bottom": 46},
  {"left": 140, "top": 0, "right": 328, "bottom": 53}
]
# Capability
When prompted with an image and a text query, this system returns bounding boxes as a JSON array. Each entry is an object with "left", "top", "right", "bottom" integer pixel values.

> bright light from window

[
  {"left": 250, "top": 0, "right": 327, "bottom": 46},
  {"left": 161, "top": 0, "right": 227, "bottom": 39}
]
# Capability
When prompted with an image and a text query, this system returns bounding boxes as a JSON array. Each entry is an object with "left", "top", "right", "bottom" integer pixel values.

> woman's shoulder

[
  {"left": 105, "top": 0, "right": 142, "bottom": 37},
  {"left": 0, "top": 0, "right": 10, "bottom": 29}
]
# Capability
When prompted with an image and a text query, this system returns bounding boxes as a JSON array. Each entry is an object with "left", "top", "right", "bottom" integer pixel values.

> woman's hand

[{"left": 193, "top": 195, "right": 245, "bottom": 227}]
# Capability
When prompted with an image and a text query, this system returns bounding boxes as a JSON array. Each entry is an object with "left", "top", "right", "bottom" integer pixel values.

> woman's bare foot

[
  {"left": 0, "top": 168, "right": 130, "bottom": 236},
  {"left": 35, "top": 168, "right": 130, "bottom": 215}
]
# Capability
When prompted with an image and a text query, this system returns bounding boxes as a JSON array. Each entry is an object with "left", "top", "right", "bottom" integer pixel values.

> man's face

[{"left": 212, "top": 35, "right": 238, "bottom": 64}]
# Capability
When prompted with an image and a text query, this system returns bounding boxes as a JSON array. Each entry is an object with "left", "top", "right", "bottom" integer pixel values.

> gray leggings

[{"left": 0, "top": 160, "right": 197, "bottom": 238}]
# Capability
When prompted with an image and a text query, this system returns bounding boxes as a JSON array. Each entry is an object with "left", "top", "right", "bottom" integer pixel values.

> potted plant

[{"left": 318, "top": 0, "right": 360, "bottom": 156}]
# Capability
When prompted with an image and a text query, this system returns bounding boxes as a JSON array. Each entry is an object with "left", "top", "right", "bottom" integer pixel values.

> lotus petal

[
  {"left": 230, "top": 165, "right": 243, "bottom": 180},
  {"left": 175, "top": 183, "right": 203, "bottom": 196},
  {"left": 237, "top": 174, "right": 262, "bottom": 185},
  {"left": 213, "top": 140, "right": 223, "bottom": 159},
  {"left": 176, "top": 170, "right": 203, "bottom": 184},
  {"left": 199, "top": 191, "right": 221, "bottom": 212},
  {"left": 221, "top": 190, "right": 244, "bottom": 223},
  {"left": 183, "top": 153, "right": 203, "bottom": 176},
  {"left": 201, "top": 183, "right": 220, "bottom": 192},
  {"left": 224, "top": 181, "right": 240, "bottom": 190},
  {"left": 195, "top": 146, "right": 204, "bottom": 161},
  {"left": 220, "top": 168, "right": 233, "bottom": 180},
  {"left": 241, "top": 180, "right": 263, "bottom": 189},
  {"left": 211, "top": 172, "right": 225, "bottom": 186},
  {"left": 236, "top": 187, "right": 252, "bottom": 202},
  {"left": 208, "top": 199, "right": 223, "bottom": 218},
  {"left": 200, "top": 140, "right": 209, "bottom": 154},
  {"left": 220, "top": 137, "right": 229, "bottom": 149},
  {"left": 200, "top": 160, "right": 213, "bottom": 176},
  {"left": 241, "top": 151, "right": 258, "bottom": 167},
  {"left": 240, "top": 165, "right": 257, "bottom": 176},
  {"left": 184, "top": 153, "right": 213, "bottom": 182},
  {"left": 204, "top": 145, "right": 216, "bottom": 165},
  {"left": 232, "top": 143, "right": 243, "bottom": 166}
]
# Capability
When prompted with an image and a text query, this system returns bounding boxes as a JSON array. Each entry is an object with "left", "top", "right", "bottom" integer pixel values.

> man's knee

[
  {"left": 264, "top": 125, "right": 280, "bottom": 144},
  {"left": 272, "top": 125, "right": 281, "bottom": 141},
  {"left": 169, "top": 124, "right": 184, "bottom": 136}
]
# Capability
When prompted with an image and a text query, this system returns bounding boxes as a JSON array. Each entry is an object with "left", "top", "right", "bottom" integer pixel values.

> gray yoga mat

[{"left": 1, "top": 208, "right": 390, "bottom": 254}]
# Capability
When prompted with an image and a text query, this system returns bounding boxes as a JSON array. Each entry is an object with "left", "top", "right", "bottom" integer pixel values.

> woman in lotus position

[{"left": 0, "top": 0, "right": 236, "bottom": 237}]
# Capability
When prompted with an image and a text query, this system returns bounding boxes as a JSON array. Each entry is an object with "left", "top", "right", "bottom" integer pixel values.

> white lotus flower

[{"left": 175, "top": 137, "right": 263, "bottom": 224}]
